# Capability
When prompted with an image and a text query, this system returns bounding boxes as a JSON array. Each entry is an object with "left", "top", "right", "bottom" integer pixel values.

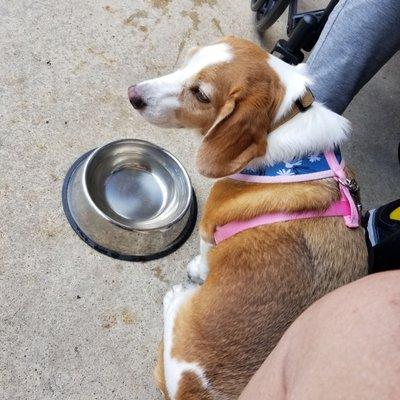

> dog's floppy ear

[{"left": 196, "top": 91, "right": 270, "bottom": 178}]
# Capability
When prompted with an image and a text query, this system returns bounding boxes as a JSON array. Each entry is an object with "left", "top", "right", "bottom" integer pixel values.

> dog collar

[{"left": 271, "top": 87, "right": 315, "bottom": 131}]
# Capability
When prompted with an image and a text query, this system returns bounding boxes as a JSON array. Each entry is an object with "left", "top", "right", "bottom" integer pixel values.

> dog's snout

[{"left": 128, "top": 85, "right": 147, "bottom": 110}]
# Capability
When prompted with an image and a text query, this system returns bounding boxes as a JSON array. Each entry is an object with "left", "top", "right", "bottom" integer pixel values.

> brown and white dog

[{"left": 129, "top": 37, "right": 368, "bottom": 399}]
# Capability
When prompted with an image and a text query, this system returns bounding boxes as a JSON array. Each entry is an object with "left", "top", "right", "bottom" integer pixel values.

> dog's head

[{"left": 129, "top": 37, "right": 287, "bottom": 178}]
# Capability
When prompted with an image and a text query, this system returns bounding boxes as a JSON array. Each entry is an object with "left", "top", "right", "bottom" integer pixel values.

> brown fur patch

[
  {"left": 176, "top": 372, "right": 213, "bottom": 400},
  {"left": 175, "top": 37, "right": 285, "bottom": 177},
  {"left": 200, "top": 178, "right": 340, "bottom": 241},
  {"left": 196, "top": 38, "right": 284, "bottom": 177},
  {"left": 156, "top": 179, "right": 367, "bottom": 398}
]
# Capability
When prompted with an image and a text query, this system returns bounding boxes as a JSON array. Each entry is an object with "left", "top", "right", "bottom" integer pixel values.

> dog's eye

[{"left": 191, "top": 86, "right": 210, "bottom": 103}]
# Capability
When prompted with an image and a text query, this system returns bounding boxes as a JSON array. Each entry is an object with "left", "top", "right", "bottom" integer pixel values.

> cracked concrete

[{"left": 0, "top": 0, "right": 399, "bottom": 399}]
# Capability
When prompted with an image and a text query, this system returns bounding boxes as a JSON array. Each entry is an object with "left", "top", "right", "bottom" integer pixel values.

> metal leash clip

[{"left": 339, "top": 177, "right": 362, "bottom": 212}]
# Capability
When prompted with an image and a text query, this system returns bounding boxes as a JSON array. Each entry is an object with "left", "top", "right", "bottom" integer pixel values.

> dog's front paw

[
  {"left": 163, "top": 284, "right": 197, "bottom": 322},
  {"left": 163, "top": 284, "right": 184, "bottom": 310},
  {"left": 187, "top": 255, "right": 208, "bottom": 284}
]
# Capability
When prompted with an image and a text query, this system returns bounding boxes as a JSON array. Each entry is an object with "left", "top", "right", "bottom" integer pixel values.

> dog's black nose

[
  {"left": 128, "top": 85, "right": 147, "bottom": 110},
  {"left": 130, "top": 95, "right": 147, "bottom": 110}
]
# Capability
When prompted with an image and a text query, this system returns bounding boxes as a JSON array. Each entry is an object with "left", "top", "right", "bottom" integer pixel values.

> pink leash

[{"left": 214, "top": 151, "right": 360, "bottom": 244}]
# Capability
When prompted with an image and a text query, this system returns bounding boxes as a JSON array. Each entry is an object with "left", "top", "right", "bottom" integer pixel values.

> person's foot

[{"left": 365, "top": 199, "right": 400, "bottom": 273}]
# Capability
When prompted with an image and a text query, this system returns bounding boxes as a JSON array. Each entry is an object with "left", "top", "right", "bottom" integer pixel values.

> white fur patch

[
  {"left": 268, "top": 55, "right": 312, "bottom": 122},
  {"left": 181, "top": 43, "right": 233, "bottom": 81},
  {"left": 257, "top": 102, "right": 351, "bottom": 166},
  {"left": 163, "top": 284, "right": 208, "bottom": 399},
  {"left": 144, "top": 43, "right": 232, "bottom": 91},
  {"left": 246, "top": 54, "right": 351, "bottom": 167},
  {"left": 187, "top": 239, "right": 213, "bottom": 284},
  {"left": 136, "top": 43, "right": 233, "bottom": 127}
]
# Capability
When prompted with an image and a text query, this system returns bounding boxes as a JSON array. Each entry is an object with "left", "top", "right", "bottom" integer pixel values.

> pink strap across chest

[{"left": 214, "top": 151, "right": 360, "bottom": 245}]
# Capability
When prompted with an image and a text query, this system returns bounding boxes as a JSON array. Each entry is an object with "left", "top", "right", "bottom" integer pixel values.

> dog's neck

[{"left": 248, "top": 56, "right": 351, "bottom": 170}]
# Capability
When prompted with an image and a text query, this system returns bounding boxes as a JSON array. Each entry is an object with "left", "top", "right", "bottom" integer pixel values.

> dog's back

[{"left": 157, "top": 178, "right": 367, "bottom": 399}]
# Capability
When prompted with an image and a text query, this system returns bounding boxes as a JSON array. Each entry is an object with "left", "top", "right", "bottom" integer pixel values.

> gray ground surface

[{"left": 0, "top": 1, "right": 399, "bottom": 399}]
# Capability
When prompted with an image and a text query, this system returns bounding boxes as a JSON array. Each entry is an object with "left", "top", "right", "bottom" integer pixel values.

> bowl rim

[{"left": 82, "top": 139, "right": 193, "bottom": 231}]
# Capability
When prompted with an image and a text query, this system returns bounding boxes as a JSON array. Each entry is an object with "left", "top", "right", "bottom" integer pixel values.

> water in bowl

[{"left": 104, "top": 166, "right": 168, "bottom": 222}]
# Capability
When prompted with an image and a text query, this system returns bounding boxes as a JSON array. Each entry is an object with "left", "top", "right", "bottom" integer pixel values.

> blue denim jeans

[{"left": 307, "top": 0, "right": 400, "bottom": 114}]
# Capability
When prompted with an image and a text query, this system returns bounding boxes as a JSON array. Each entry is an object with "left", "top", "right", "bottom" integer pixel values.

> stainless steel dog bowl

[{"left": 62, "top": 139, "right": 197, "bottom": 261}]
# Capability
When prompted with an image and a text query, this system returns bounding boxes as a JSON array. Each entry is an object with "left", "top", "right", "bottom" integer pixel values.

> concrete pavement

[{"left": 0, "top": 1, "right": 399, "bottom": 399}]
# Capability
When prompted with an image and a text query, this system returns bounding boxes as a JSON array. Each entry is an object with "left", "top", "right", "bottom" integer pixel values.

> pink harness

[{"left": 214, "top": 151, "right": 360, "bottom": 245}]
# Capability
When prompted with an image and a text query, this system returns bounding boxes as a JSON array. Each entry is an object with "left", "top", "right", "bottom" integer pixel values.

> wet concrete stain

[
  {"left": 124, "top": 10, "right": 148, "bottom": 26},
  {"left": 104, "top": 5, "right": 150, "bottom": 34},
  {"left": 98, "top": 89, "right": 115, "bottom": 104},
  {"left": 72, "top": 61, "right": 88, "bottom": 75},
  {"left": 42, "top": 227, "right": 60, "bottom": 238},
  {"left": 36, "top": 143, "right": 47, "bottom": 151},
  {"left": 102, "top": 314, "right": 117, "bottom": 329},
  {"left": 180, "top": 10, "right": 200, "bottom": 31},
  {"left": 174, "top": 37, "right": 186, "bottom": 67},
  {"left": 50, "top": 173, "right": 60, "bottom": 182},
  {"left": 88, "top": 48, "right": 116, "bottom": 65},
  {"left": 102, "top": 310, "right": 135, "bottom": 328},
  {"left": 0, "top": 183, "right": 10, "bottom": 199},
  {"left": 192, "top": 0, "right": 217, "bottom": 7},
  {"left": 174, "top": 8, "right": 201, "bottom": 66},
  {"left": 150, "top": 0, "right": 171, "bottom": 10},
  {"left": 103, "top": 5, "right": 115, "bottom": 13},
  {"left": 151, "top": 265, "right": 170, "bottom": 285},
  {"left": 212, "top": 17, "right": 224, "bottom": 35},
  {"left": 122, "top": 309, "right": 135, "bottom": 325}
]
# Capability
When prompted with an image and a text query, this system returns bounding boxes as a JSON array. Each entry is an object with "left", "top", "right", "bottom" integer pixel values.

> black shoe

[{"left": 365, "top": 198, "right": 400, "bottom": 273}]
